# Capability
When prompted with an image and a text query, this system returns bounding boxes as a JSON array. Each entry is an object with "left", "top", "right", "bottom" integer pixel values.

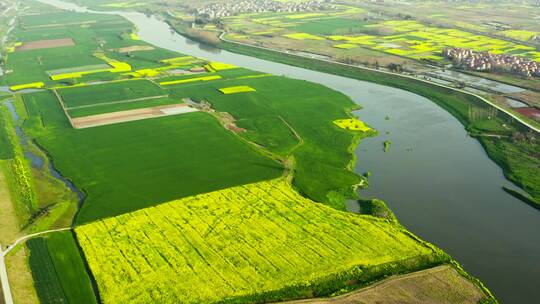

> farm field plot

[
  {"left": 57, "top": 79, "right": 166, "bottom": 109},
  {"left": 3, "top": 10, "right": 180, "bottom": 86},
  {"left": 76, "top": 178, "right": 439, "bottom": 304},
  {"left": 27, "top": 231, "right": 97, "bottom": 304},
  {"left": 70, "top": 103, "right": 199, "bottom": 129},
  {"left": 67, "top": 96, "right": 183, "bottom": 118},
  {"left": 21, "top": 90, "right": 283, "bottom": 224},
  {"left": 15, "top": 38, "right": 75, "bottom": 51},
  {"left": 5, "top": 12, "right": 132, "bottom": 79}
]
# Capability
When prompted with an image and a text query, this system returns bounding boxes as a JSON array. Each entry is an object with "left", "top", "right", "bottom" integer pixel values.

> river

[{"left": 35, "top": 1, "right": 540, "bottom": 303}]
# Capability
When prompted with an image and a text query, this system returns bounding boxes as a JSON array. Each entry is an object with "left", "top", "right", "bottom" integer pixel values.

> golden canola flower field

[{"left": 76, "top": 178, "right": 435, "bottom": 303}]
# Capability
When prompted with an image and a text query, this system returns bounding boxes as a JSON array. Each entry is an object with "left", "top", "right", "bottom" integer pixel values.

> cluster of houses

[
  {"left": 443, "top": 48, "right": 540, "bottom": 78},
  {"left": 195, "top": 0, "right": 334, "bottom": 19}
]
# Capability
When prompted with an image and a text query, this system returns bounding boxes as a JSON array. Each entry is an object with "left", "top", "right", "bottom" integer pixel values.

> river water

[{"left": 35, "top": 1, "right": 540, "bottom": 302}]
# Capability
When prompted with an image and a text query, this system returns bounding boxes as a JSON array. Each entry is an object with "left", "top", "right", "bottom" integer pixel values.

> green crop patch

[
  {"left": 166, "top": 75, "right": 367, "bottom": 209},
  {"left": 22, "top": 91, "right": 283, "bottom": 224},
  {"left": 58, "top": 79, "right": 166, "bottom": 109},
  {"left": 76, "top": 178, "right": 438, "bottom": 304},
  {"left": 18, "top": 11, "right": 120, "bottom": 28},
  {"left": 27, "top": 238, "right": 67, "bottom": 304},
  {"left": 0, "top": 107, "right": 14, "bottom": 159},
  {"left": 27, "top": 231, "right": 97, "bottom": 304}
]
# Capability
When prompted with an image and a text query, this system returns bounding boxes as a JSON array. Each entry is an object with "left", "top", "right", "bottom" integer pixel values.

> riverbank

[{"left": 196, "top": 32, "right": 539, "bottom": 207}]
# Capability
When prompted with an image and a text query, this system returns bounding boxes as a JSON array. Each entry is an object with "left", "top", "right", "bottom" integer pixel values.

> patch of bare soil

[
  {"left": 71, "top": 104, "right": 198, "bottom": 129},
  {"left": 280, "top": 266, "right": 485, "bottom": 304},
  {"left": 16, "top": 38, "right": 75, "bottom": 51}
]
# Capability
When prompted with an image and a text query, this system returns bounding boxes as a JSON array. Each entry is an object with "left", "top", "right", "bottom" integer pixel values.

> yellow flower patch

[
  {"left": 204, "top": 62, "right": 238, "bottom": 72},
  {"left": 334, "top": 43, "right": 358, "bottom": 49},
  {"left": 10, "top": 82, "right": 45, "bottom": 91},
  {"left": 283, "top": 33, "right": 324, "bottom": 40},
  {"left": 159, "top": 75, "right": 222, "bottom": 86},
  {"left": 219, "top": 86, "right": 256, "bottom": 94},
  {"left": 333, "top": 119, "right": 371, "bottom": 132}
]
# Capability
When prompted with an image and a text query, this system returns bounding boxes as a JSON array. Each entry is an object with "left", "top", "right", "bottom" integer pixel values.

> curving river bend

[{"left": 34, "top": 1, "right": 540, "bottom": 302}]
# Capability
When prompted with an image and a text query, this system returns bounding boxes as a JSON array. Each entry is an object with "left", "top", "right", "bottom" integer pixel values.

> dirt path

[{"left": 278, "top": 266, "right": 484, "bottom": 304}]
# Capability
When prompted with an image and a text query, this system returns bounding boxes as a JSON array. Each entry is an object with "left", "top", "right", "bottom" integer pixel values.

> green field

[
  {"left": 0, "top": 106, "right": 14, "bottom": 159},
  {"left": 22, "top": 90, "right": 283, "bottom": 224},
  {"left": 161, "top": 74, "right": 369, "bottom": 209},
  {"left": 76, "top": 178, "right": 444, "bottom": 304},
  {"left": 27, "top": 231, "right": 97, "bottom": 304},
  {"left": 58, "top": 79, "right": 166, "bottom": 109}
]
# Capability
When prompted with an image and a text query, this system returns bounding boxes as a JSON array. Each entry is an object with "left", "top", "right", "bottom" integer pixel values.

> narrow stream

[
  {"left": 30, "top": 1, "right": 540, "bottom": 302},
  {"left": 5, "top": 100, "right": 85, "bottom": 204}
]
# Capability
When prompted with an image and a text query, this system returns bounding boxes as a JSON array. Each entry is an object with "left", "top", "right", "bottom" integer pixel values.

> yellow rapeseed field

[
  {"left": 204, "top": 61, "right": 238, "bottom": 72},
  {"left": 76, "top": 178, "right": 435, "bottom": 304},
  {"left": 333, "top": 43, "right": 358, "bottom": 49},
  {"left": 10, "top": 82, "right": 45, "bottom": 91},
  {"left": 334, "top": 119, "right": 372, "bottom": 132},
  {"left": 159, "top": 75, "right": 222, "bottom": 86},
  {"left": 283, "top": 32, "right": 325, "bottom": 40},
  {"left": 219, "top": 85, "right": 256, "bottom": 94}
]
